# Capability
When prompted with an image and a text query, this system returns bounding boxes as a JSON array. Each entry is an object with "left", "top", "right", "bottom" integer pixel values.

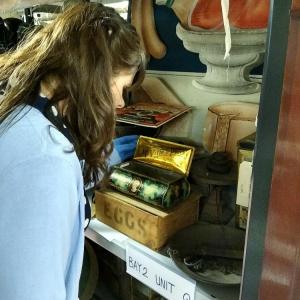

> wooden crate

[{"left": 95, "top": 190, "right": 199, "bottom": 250}]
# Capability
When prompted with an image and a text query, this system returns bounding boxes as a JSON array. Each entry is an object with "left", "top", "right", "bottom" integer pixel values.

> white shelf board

[{"left": 85, "top": 219, "right": 240, "bottom": 300}]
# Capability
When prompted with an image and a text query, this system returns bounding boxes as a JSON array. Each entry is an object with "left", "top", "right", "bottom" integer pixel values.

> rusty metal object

[{"left": 167, "top": 223, "right": 245, "bottom": 285}]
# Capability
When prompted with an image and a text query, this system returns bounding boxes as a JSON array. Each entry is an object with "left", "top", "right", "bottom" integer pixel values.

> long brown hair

[{"left": 0, "top": 3, "right": 146, "bottom": 184}]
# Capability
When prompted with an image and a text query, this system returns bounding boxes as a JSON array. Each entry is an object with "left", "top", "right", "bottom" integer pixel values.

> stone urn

[{"left": 176, "top": 23, "right": 267, "bottom": 95}]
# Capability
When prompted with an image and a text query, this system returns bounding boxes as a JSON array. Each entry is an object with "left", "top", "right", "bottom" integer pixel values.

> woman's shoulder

[{"left": 0, "top": 106, "right": 81, "bottom": 175}]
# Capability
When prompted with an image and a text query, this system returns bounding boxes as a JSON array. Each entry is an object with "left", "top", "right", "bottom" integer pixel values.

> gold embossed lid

[{"left": 134, "top": 136, "right": 195, "bottom": 176}]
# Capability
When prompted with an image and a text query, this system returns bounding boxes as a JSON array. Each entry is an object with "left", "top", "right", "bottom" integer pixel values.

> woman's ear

[{"left": 40, "top": 74, "right": 61, "bottom": 99}]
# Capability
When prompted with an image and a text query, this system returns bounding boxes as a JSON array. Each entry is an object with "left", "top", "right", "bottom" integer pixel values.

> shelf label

[
  {"left": 126, "top": 244, "right": 196, "bottom": 300},
  {"left": 236, "top": 161, "right": 253, "bottom": 207}
]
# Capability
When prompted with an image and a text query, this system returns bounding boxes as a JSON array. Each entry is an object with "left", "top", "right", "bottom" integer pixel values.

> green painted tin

[{"left": 109, "top": 136, "right": 194, "bottom": 209}]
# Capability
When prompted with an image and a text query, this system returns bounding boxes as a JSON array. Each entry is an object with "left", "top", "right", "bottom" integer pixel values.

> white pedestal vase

[{"left": 176, "top": 23, "right": 267, "bottom": 95}]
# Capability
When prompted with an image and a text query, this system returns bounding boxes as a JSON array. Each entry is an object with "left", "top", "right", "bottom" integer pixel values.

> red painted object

[{"left": 190, "top": 0, "right": 270, "bottom": 30}]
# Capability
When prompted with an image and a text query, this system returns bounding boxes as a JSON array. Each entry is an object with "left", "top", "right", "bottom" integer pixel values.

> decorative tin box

[{"left": 109, "top": 136, "right": 195, "bottom": 209}]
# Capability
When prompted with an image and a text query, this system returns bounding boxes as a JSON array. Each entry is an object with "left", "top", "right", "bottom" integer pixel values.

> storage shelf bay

[{"left": 85, "top": 219, "right": 240, "bottom": 300}]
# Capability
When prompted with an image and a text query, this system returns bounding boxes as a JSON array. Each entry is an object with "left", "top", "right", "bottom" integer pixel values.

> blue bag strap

[{"left": 31, "top": 95, "right": 91, "bottom": 229}]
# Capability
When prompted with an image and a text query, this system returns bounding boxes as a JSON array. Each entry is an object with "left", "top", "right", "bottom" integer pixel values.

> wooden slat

[
  {"left": 259, "top": 11, "right": 300, "bottom": 300},
  {"left": 291, "top": 0, "right": 300, "bottom": 18},
  {"left": 100, "top": 190, "right": 168, "bottom": 217},
  {"left": 100, "top": 189, "right": 199, "bottom": 218},
  {"left": 292, "top": 0, "right": 300, "bottom": 11}
]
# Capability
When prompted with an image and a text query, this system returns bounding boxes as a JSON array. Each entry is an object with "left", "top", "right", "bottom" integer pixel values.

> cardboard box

[{"left": 95, "top": 190, "right": 199, "bottom": 250}]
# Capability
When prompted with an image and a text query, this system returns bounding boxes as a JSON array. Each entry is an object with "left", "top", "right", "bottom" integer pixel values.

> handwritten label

[
  {"left": 126, "top": 244, "right": 196, "bottom": 300},
  {"left": 236, "top": 161, "right": 253, "bottom": 207}
]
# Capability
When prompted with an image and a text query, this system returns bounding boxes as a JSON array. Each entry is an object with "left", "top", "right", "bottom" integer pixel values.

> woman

[{"left": 0, "top": 3, "right": 145, "bottom": 300}]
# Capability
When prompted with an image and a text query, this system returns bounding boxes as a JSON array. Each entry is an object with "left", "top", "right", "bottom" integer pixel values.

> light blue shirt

[{"left": 0, "top": 105, "right": 85, "bottom": 300}]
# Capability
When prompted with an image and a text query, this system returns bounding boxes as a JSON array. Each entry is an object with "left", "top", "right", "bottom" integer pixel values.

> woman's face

[{"left": 111, "top": 69, "right": 137, "bottom": 109}]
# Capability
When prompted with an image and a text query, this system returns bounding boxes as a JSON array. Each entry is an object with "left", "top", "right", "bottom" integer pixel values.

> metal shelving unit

[{"left": 85, "top": 219, "right": 240, "bottom": 300}]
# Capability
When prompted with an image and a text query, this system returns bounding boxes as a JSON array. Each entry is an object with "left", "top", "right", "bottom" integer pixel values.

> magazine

[{"left": 116, "top": 102, "right": 191, "bottom": 128}]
